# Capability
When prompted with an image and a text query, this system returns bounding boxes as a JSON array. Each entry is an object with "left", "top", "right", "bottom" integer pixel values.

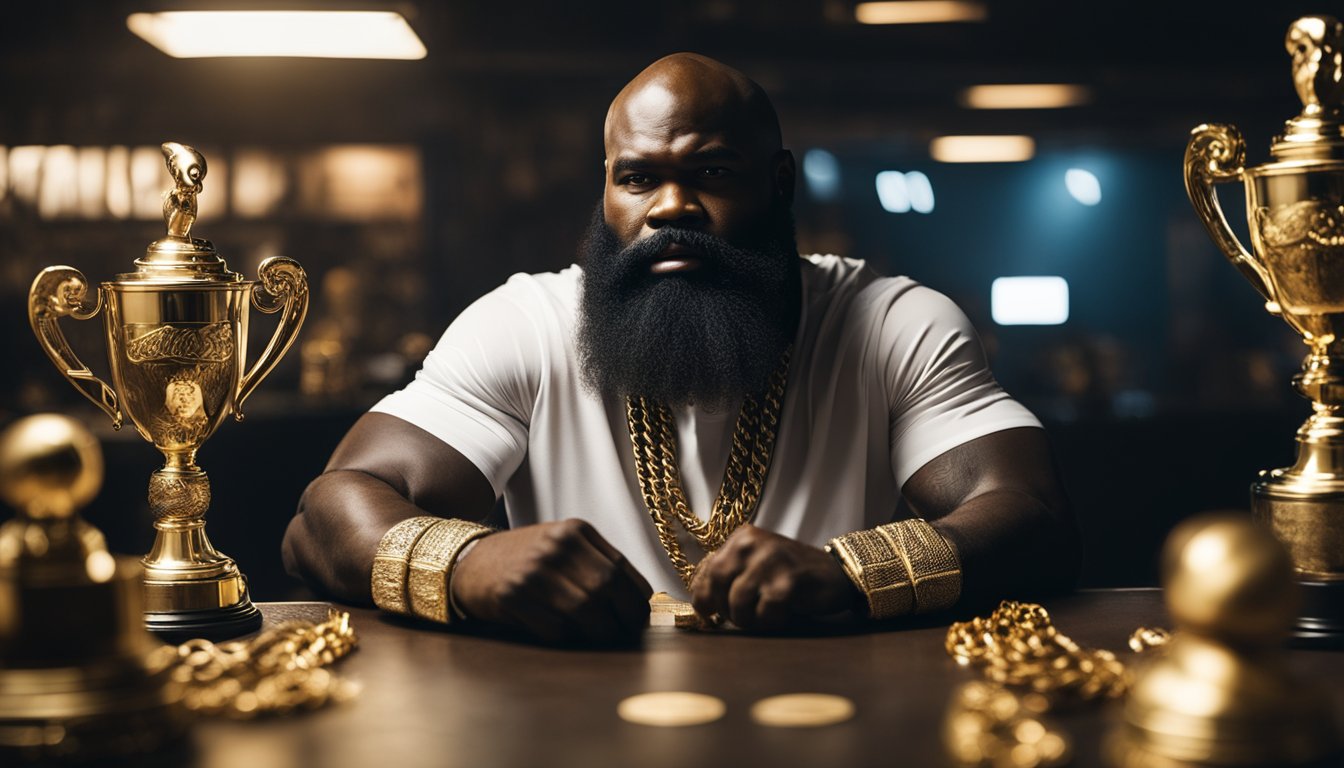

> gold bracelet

[
  {"left": 371, "top": 516, "right": 441, "bottom": 615},
  {"left": 407, "top": 519, "right": 495, "bottom": 624},
  {"left": 890, "top": 519, "right": 961, "bottom": 614},
  {"left": 826, "top": 519, "right": 961, "bottom": 619}
]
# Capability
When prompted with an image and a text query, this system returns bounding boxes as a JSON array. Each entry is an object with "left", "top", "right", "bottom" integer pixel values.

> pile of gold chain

[
  {"left": 943, "top": 680, "right": 1072, "bottom": 768},
  {"left": 945, "top": 600, "right": 1128, "bottom": 701},
  {"left": 627, "top": 348, "right": 790, "bottom": 588},
  {"left": 147, "top": 609, "right": 360, "bottom": 719}
]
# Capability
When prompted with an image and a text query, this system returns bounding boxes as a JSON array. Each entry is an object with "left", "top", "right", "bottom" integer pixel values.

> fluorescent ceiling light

[
  {"left": 126, "top": 11, "right": 427, "bottom": 59},
  {"left": 991, "top": 277, "right": 1069, "bottom": 326},
  {"left": 930, "top": 135, "right": 1035, "bottom": 163},
  {"left": 855, "top": 1, "right": 986, "bottom": 25},
  {"left": 960, "top": 84, "right": 1091, "bottom": 110}
]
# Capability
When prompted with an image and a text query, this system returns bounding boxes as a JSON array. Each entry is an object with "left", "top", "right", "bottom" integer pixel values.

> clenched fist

[
  {"left": 690, "top": 525, "right": 864, "bottom": 631},
  {"left": 450, "top": 519, "right": 652, "bottom": 644}
]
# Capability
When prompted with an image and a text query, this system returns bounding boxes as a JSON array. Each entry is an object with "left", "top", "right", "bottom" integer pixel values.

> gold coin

[
  {"left": 750, "top": 693, "right": 855, "bottom": 727},
  {"left": 617, "top": 692, "right": 726, "bottom": 727}
]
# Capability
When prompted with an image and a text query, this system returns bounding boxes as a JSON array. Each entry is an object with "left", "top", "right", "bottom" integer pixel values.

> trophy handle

[
  {"left": 28, "top": 267, "right": 123, "bottom": 429},
  {"left": 1183, "top": 123, "right": 1283, "bottom": 313},
  {"left": 235, "top": 257, "right": 309, "bottom": 419}
]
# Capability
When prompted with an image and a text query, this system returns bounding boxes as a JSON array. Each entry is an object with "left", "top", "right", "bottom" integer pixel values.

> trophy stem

[{"left": 141, "top": 465, "right": 260, "bottom": 642}]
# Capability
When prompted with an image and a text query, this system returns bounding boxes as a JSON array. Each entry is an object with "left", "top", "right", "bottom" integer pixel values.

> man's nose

[{"left": 646, "top": 182, "right": 705, "bottom": 229}]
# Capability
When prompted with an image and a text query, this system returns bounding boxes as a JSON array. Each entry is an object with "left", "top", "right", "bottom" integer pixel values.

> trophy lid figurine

[
  {"left": 28, "top": 142, "right": 309, "bottom": 641},
  {"left": 1184, "top": 16, "right": 1344, "bottom": 646}
]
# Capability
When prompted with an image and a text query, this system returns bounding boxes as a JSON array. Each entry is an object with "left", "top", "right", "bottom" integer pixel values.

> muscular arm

[
  {"left": 690, "top": 426, "right": 1075, "bottom": 628},
  {"left": 281, "top": 412, "right": 496, "bottom": 604},
  {"left": 902, "top": 426, "right": 1078, "bottom": 606},
  {"left": 282, "top": 412, "right": 652, "bottom": 643}
]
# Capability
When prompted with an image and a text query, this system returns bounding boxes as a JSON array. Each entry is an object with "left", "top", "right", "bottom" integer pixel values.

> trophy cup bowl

[
  {"left": 1184, "top": 16, "right": 1344, "bottom": 645},
  {"left": 28, "top": 142, "right": 308, "bottom": 641}
]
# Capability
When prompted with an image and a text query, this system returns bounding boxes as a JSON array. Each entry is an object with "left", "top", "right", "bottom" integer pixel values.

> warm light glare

[
  {"left": 126, "top": 11, "right": 428, "bottom": 59},
  {"left": 930, "top": 135, "right": 1035, "bottom": 163},
  {"left": 1065, "top": 168, "right": 1102, "bottom": 206},
  {"left": 106, "top": 146, "right": 132, "bottom": 219},
  {"left": 855, "top": 1, "right": 986, "bottom": 24},
  {"left": 991, "top": 277, "right": 1069, "bottom": 326},
  {"left": 960, "top": 84, "right": 1091, "bottom": 109}
]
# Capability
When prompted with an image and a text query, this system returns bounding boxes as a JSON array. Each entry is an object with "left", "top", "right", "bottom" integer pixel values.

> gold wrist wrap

[
  {"left": 407, "top": 519, "right": 495, "bottom": 623},
  {"left": 371, "top": 516, "right": 440, "bottom": 616},
  {"left": 826, "top": 518, "right": 961, "bottom": 619}
]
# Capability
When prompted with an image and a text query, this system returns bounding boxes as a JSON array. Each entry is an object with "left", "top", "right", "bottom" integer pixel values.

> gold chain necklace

[{"left": 626, "top": 349, "right": 790, "bottom": 589}]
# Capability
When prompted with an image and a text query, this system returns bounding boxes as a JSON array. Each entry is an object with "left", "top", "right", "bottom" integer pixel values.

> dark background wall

[{"left": 0, "top": 0, "right": 1331, "bottom": 596}]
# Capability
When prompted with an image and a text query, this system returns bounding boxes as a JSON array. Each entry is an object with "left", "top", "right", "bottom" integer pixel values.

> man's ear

[{"left": 773, "top": 150, "right": 797, "bottom": 206}]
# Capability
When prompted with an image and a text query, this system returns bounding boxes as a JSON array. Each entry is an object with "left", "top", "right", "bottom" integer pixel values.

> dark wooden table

[{"left": 183, "top": 590, "right": 1344, "bottom": 768}]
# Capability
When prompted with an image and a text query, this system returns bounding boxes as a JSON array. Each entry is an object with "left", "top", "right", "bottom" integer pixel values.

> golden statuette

[
  {"left": 0, "top": 415, "right": 183, "bottom": 763},
  {"left": 1184, "top": 15, "right": 1344, "bottom": 645},
  {"left": 28, "top": 141, "right": 309, "bottom": 641},
  {"left": 1112, "top": 515, "right": 1339, "bottom": 767}
]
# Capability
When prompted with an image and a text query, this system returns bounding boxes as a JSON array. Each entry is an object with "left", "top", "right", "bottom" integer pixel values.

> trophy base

[
  {"left": 1290, "top": 577, "right": 1344, "bottom": 649},
  {"left": 0, "top": 664, "right": 186, "bottom": 764},
  {"left": 1251, "top": 483, "right": 1344, "bottom": 649},
  {"left": 144, "top": 598, "right": 262, "bottom": 643}
]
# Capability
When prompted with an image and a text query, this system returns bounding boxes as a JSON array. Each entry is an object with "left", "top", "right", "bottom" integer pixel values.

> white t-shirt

[{"left": 373, "top": 255, "right": 1041, "bottom": 596}]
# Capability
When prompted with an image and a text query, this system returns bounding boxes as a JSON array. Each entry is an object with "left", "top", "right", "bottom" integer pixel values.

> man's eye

[
  {"left": 700, "top": 167, "right": 732, "bottom": 178},
  {"left": 621, "top": 174, "right": 653, "bottom": 187}
]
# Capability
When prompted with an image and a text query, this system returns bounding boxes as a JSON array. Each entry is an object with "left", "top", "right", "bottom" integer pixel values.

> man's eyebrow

[{"left": 609, "top": 147, "right": 747, "bottom": 176}]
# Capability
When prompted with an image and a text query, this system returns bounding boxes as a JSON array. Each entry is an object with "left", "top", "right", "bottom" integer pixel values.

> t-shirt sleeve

[
  {"left": 880, "top": 284, "right": 1042, "bottom": 488},
  {"left": 370, "top": 275, "right": 550, "bottom": 498}
]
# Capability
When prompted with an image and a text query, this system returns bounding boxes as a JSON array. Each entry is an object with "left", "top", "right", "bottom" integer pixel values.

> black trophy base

[
  {"left": 145, "top": 599, "right": 263, "bottom": 644},
  {"left": 1289, "top": 577, "right": 1344, "bottom": 650}
]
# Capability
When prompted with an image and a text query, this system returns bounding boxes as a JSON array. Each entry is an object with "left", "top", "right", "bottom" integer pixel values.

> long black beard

[{"left": 576, "top": 202, "right": 801, "bottom": 409}]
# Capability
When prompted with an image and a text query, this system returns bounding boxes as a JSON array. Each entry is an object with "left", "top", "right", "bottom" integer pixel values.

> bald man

[{"left": 282, "top": 53, "right": 1077, "bottom": 644}]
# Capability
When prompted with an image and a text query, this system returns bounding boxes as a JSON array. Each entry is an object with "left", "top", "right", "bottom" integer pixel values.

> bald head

[
  {"left": 601, "top": 53, "right": 795, "bottom": 249},
  {"left": 605, "top": 53, "right": 782, "bottom": 155},
  {"left": 605, "top": 53, "right": 782, "bottom": 157}
]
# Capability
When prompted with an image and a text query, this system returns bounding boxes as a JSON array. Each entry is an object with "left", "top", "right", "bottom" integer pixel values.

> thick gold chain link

[
  {"left": 945, "top": 600, "right": 1128, "bottom": 701},
  {"left": 627, "top": 349, "right": 790, "bottom": 588},
  {"left": 147, "top": 609, "right": 360, "bottom": 719}
]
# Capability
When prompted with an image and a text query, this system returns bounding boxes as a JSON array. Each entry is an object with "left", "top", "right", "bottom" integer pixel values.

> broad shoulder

[{"left": 800, "top": 254, "right": 953, "bottom": 325}]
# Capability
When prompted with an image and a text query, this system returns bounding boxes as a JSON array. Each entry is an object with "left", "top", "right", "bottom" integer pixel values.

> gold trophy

[
  {"left": 1184, "top": 16, "right": 1344, "bottom": 645},
  {"left": 28, "top": 142, "right": 309, "bottom": 641}
]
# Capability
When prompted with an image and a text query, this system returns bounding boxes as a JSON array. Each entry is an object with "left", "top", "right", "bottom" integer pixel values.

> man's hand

[
  {"left": 450, "top": 519, "right": 653, "bottom": 644},
  {"left": 689, "top": 525, "right": 863, "bottom": 631}
]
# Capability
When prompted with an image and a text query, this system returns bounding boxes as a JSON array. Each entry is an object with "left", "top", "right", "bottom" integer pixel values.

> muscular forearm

[
  {"left": 927, "top": 487, "right": 1079, "bottom": 608},
  {"left": 282, "top": 469, "right": 433, "bottom": 604}
]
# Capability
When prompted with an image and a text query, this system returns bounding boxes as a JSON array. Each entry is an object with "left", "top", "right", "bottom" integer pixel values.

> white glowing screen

[{"left": 991, "top": 277, "right": 1069, "bottom": 325}]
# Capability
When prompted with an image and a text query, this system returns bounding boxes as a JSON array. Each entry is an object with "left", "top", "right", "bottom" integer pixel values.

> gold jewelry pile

[
  {"left": 945, "top": 600, "right": 1128, "bottom": 701},
  {"left": 371, "top": 516, "right": 495, "bottom": 623},
  {"left": 943, "top": 681, "right": 1072, "bottom": 768},
  {"left": 627, "top": 348, "right": 790, "bottom": 588},
  {"left": 827, "top": 518, "right": 962, "bottom": 619},
  {"left": 147, "top": 609, "right": 359, "bottom": 719}
]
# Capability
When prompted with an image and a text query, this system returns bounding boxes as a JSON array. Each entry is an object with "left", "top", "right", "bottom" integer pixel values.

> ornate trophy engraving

[
  {"left": 28, "top": 142, "right": 309, "bottom": 641},
  {"left": 1184, "top": 16, "right": 1344, "bottom": 645}
]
